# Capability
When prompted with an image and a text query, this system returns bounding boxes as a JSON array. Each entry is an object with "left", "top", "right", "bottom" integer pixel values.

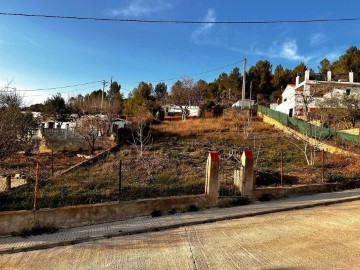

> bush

[{"left": 326, "top": 172, "right": 346, "bottom": 183}]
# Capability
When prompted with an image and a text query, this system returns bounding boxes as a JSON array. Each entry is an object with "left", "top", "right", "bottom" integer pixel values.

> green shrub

[{"left": 326, "top": 172, "right": 346, "bottom": 183}]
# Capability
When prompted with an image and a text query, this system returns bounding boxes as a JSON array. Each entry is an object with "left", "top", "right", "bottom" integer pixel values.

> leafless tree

[
  {"left": 169, "top": 77, "right": 204, "bottom": 120},
  {"left": 0, "top": 85, "right": 40, "bottom": 159},
  {"left": 75, "top": 115, "right": 109, "bottom": 153},
  {"left": 284, "top": 119, "right": 324, "bottom": 166},
  {"left": 317, "top": 93, "right": 360, "bottom": 129},
  {"left": 69, "top": 95, "right": 121, "bottom": 133},
  {"left": 129, "top": 109, "right": 153, "bottom": 157}
]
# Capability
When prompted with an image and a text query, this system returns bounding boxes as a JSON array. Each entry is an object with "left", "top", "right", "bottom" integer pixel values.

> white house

[
  {"left": 274, "top": 71, "right": 360, "bottom": 118},
  {"left": 164, "top": 105, "right": 200, "bottom": 117},
  {"left": 232, "top": 99, "right": 255, "bottom": 109}
]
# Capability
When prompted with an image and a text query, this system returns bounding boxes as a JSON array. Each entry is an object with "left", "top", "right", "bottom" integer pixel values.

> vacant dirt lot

[
  {"left": 1, "top": 117, "right": 359, "bottom": 211},
  {"left": 1, "top": 200, "right": 360, "bottom": 269}
]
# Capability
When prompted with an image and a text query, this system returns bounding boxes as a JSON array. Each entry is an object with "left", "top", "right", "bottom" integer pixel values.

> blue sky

[{"left": 1, "top": 0, "right": 360, "bottom": 105}]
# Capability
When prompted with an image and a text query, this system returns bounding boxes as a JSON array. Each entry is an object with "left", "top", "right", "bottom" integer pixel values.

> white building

[
  {"left": 274, "top": 71, "right": 360, "bottom": 118},
  {"left": 164, "top": 105, "right": 200, "bottom": 117},
  {"left": 232, "top": 99, "right": 255, "bottom": 109}
]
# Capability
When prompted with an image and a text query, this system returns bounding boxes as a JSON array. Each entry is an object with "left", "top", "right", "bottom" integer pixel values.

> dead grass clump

[
  {"left": 153, "top": 118, "right": 225, "bottom": 137},
  {"left": 344, "top": 157, "right": 360, "bottom": 174},
  {"left": 325, "top": 155, "right": 352, "bottom": 169}
]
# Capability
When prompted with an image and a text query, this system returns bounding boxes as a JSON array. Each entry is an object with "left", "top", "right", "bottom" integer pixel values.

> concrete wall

[
  {"left": 0, "top": 195, "right": 227, "bottom": 236},
  {"left": 253, "top": 183, "right": 344, "bottom": 200}
]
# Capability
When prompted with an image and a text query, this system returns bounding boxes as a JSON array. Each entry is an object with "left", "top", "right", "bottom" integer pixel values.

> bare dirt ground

[{"left": 1, "top": 200, "right": 360, "bottom": 270}]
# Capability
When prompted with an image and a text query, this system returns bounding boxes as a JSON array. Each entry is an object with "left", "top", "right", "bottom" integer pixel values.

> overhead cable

[{"left": 1, "top": 12, "right": 360, "bottom": 25}]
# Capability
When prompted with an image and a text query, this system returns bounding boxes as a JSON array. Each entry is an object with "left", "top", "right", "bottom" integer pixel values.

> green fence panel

[
  {"left": 311, "top": 125, "right": 331, "bottom": 139},
  {"left": 288, "top": 117, "right": 299, "bottom": 128},
  {"left": 279, "top": 113, "right": 289, "bottom": 126},
  {"left": 257, "top": 105, "right": 359, "bottom": 145},
  {"left": 337, "top": 132, "right": 360, "bottom": 145},
  {"left": 296, "top": 120, "right": 311, "bottom": 135}
]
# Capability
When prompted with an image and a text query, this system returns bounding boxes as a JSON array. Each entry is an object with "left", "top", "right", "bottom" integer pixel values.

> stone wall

[
  {"left": 41, "top": 128, "right": 114, "bottom": 152},
  {"left": 41, "top": 129, "right": 88, "bottom": 151}
]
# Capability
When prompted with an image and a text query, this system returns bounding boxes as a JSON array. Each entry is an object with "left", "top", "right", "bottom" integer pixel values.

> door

[{"left": 289, "top": 108, "right": 293, "bottom": 117}]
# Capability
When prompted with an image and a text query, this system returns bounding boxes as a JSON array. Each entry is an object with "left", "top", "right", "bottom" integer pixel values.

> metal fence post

[
  {"left": 118, "top": 160, "right": 122, "bottom": 201},
  {"left": 51, "top": 150, "right": 54, "bottom": 177},
  {"left": 322, "top": 150, "right": 325, "bottom": 183},
  {"left": 5, "top": 175, "right": 11, "bottom": 191},
  {"left": 280, "top": 151, "right": 284, "bottom": 187}
]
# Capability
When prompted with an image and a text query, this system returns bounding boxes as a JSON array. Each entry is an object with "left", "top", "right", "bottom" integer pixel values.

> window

[{"left": 346, "top": 89, "right": 351, "bottom": 95}]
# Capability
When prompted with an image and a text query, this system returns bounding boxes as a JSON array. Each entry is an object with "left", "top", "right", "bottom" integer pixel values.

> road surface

[{"left": 1, "top": 200, "right": 360, "bottom": 269}]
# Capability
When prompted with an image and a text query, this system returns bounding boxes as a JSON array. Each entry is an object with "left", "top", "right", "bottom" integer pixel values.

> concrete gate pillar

[
  {"left": 205, "top": 151, "right": 220, "bottom": 201},
  {"left": 237, "top": 150, "right": 254, "bottom": 199}
]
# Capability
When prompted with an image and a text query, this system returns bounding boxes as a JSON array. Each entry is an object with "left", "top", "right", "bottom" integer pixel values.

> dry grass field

[{"left": 0, "top": 116, "right": 359, "bottom": 211}]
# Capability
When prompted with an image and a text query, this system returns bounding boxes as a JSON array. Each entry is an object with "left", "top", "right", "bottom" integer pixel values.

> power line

[
  {"left": 122, "top": 59, "right": 246, "bottom": 87},
  {"left": 149, "top": 59, "right": 245, "bottom": 84},
  {"left": 16, "top": 80, "right": 102, "bottom": 92},
  {"left": 1, "top": 12, "right": 360, "bottom": 25},
  {"left": 5, "top": 58, "right": 245, "bottom": 94}
]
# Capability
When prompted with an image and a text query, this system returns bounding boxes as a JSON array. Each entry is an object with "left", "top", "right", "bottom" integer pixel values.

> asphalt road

[{"left": 1, "top": 200, "right": 360, "bottom": 270}]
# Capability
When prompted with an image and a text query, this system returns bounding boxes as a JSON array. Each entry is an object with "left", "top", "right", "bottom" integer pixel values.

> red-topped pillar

[
  {"left": 239, "top": 150, "right": 254, "bottom": 199},
  {"left": 205, "top": 151, "right": 220, "bottom": 201}
]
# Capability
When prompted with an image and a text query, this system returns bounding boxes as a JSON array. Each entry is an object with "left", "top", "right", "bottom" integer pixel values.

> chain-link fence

[{"left": 0, "top": 148, "right": 207, "bottom": 211}]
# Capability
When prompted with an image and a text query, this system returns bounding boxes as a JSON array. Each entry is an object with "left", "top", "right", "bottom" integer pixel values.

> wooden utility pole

[
  {"left": 241, "top": 58, "right": 247, "bottom": 109},
  {"left": 33, "top": 162, "right": 40, "bottom": 211}
]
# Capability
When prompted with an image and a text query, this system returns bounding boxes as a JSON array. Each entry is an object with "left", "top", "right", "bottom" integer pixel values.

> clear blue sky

[{"left": 1, "top": 0, "right": 360, "bottom": 105}]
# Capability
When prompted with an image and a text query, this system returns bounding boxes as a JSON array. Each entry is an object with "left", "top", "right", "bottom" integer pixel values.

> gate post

[
  {"left": 238, "top": 150, "right": 254, "bottom": 199},
  {"left": 205, "top": 151, "right": 220, "bottom": 202}
]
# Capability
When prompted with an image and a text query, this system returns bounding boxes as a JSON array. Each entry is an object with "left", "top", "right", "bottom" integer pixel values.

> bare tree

[
  {"left": 69, "top": 95, "right": 122, "bottom": 134},
  {"left": 0, "top": 85, "right": 40, "bottom": 159},
  {"left": 317, "top": 93, "right": 360, "bottom": 129},
  {"left": 129, "top": 108, "right": 153, "bottom": 157},
  {"left": 169, "top": 77, "right": 204, "bottom": 120},
  {"left": 284, "top": 119, "right": 325, "bottom": 166},
  {"left": 75, "top": 115, "right": 109, "bottom": 153}
]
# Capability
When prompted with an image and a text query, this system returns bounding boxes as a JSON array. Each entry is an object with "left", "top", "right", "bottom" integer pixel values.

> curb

[{"left": 1, "top": 195, "right": 360, "bottom": 255}]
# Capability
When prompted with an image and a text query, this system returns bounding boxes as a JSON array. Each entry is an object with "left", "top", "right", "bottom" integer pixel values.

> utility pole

[
  {"left": 101, "top": 80, "right": 108, "bottom": 111},
  {"left": 250, "top": 81, "right": 253, "bottom": 105},
  {"left": 241, "top": 58, "right": 247, "bottom": 109},
  {"left": 109, "top": 76, "right": 113, "bottom": 105},
  {"left": 228, "top": 88, "right": 231, "bottom": 107}
]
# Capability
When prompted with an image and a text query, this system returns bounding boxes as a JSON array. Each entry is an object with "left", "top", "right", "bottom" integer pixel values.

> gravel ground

[{"left": 1, "top": 200, "right": 360, "bottom": 270}]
